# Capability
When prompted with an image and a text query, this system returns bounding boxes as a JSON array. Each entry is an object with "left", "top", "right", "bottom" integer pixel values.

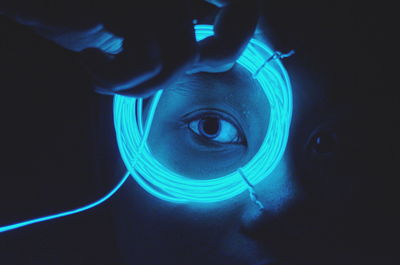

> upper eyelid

[{"left": 181, "top": 108, "right": 245, "bottom": 136}]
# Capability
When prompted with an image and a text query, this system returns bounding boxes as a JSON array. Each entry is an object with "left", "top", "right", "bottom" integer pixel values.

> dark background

[{"left": 0, "top": 1, "right": 398, "bottom": 264}]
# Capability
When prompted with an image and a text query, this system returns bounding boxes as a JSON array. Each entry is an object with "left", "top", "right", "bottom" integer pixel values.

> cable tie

[
  {"left": 253, "top": 50, "right": 295, "bottom": 79},
  {"left": 238, "top": 168, "right": 265, "bottom": 210}
]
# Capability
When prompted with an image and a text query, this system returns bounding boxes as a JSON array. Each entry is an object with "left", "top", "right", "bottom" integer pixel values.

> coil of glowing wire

[{"left": 114, "top": 24, "right": 293, "bottom": 203}]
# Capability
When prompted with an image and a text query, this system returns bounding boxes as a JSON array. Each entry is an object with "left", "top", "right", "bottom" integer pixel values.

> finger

[
  {"left": 191, "top": 0, "right": 260, "bottom": 73},
  {"left": 79, "top": 35, "right": 163, "bottom": 96},
  {"left": 115, "top": 1, "right": 198, "bottom": 97}
]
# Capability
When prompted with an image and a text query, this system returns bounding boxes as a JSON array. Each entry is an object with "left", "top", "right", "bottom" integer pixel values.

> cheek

[
  {"left": 255, "top": 156, "right": 299, "bottom": 213},
  {"left": 112, "top": 177, "right": 254, "bottom": 264},
  {"left": 147, "top": 119, "right": 248, "bottom": 179},
  {"left": 111, "top": 149, "right": 298, "bottom": 264}
]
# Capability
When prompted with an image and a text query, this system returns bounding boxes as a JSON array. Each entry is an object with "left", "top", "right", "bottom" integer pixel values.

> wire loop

[{"left": 114, "top": 25, "right": 293, "bottom": 203}]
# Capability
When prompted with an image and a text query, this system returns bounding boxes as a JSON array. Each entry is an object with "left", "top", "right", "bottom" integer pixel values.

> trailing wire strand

[{"left": 0, "top": 91, "right": 163, "bottom": 233}]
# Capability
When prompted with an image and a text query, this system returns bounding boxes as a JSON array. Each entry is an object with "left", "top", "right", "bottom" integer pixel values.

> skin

[
  {"left": 1, "top": 2, "right": 398, "bottom": 265},
  {"left": 0, "top": 0, "right": 260, "bottom": 96},
  {"left": 147, "top": 66, "right": 269, "bottom": 179},
  {"left": 112, "top": 3, "right": 399, "bottom": 262},
  {"left": 112, "top": 58, "right": 398, "bottom": 265}
]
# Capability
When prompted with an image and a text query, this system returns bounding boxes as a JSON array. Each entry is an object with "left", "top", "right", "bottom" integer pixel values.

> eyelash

[{"left": 181, "top": 110, "right": 247, "bottom": 146}]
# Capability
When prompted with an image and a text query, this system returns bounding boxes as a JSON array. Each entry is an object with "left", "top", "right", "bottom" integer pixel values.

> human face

[
  {"left": 112, "top": 54, "right": 396, "bottom": 265},
  {"left": 111, "top": 21, "right": 398, "bottom": 265},
  {"left": 112, "top": 65, "right": 297, "bottom": 265}
]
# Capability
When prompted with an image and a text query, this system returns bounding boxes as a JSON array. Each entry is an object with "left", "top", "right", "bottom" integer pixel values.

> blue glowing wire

[
  {"left": 0, "top": 172, "right": 130, "bottom": 233},
  {"left": 114, "top": 25, "right": 293, "bottom": 203},
  {"left": 0, "top": 90, "right": 163, "bottom": 234},
  {"left": 0, "top": 25, "right": 293, "bottom": 233}
]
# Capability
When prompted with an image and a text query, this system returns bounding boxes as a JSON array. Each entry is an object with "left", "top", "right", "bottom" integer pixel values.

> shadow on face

[
  {"left": 246, "top": 1, "right": 400, "bottom": 263},
  {"left": 115, "top": 3, "right": 399, "bottom": 265}
]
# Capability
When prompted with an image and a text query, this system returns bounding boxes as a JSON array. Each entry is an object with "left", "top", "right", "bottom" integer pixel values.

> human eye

[{"left": 182, "top": 109, "right": 247, "bottom": 146}]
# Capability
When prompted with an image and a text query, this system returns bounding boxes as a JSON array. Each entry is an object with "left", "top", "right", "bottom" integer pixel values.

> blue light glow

[
  {"left": 114, "top": 25, "right": 293, "bottom": 203},
  {"left": 0, "top": 24, "right": 293, "bottom": 233},
  {"left": 0, "top": 172, "right": 130, "bottom": 233}
]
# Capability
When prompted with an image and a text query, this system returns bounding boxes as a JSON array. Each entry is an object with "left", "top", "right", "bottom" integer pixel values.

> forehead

[{"left": 169, "top": 65, "right": 267, "bottom": 112}]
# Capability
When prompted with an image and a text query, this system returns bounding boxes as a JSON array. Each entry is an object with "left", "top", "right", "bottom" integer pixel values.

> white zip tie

[
  {"left": 238, "top": 168, "right": 265, "bottom": 210},
  {"left": 253, "top": 50, "right": 295, "bottom": 79}
]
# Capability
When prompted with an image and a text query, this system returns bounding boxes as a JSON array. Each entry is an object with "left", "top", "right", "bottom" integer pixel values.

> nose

[
  {"left": 240, "top": 203, "right": 270, "bottom": 233},
  {"left": 238, "top": 170, "right": 338, "bottom": 265},
  {"left": 241, "top": 158, "right": 298, "bottom": 234}
]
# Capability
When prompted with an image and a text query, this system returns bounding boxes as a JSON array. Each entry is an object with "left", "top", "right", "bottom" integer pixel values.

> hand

[{"left": 1, "top": 0, "right": 260, "bottom": 97}]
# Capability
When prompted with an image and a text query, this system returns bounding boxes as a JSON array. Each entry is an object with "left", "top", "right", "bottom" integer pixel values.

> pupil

[
  {"left": 312, "top": 132, "right": 336, "bottom": 154},
  {"left": 200, "top": 117, "right": 220, "bottom": 137}
]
